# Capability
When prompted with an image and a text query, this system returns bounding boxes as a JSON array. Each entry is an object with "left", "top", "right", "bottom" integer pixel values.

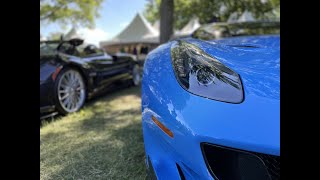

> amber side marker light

[
  {"left": 52, "top": 66, "right": 62, "bottom": 81},
  {"left": 151, "top": 115, "right": 174, "bottom": 138}
]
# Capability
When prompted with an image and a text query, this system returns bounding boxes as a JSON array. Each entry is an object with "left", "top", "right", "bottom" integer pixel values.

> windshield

[
  {"left": 40, "top": 42, "right": 59, "bottom": 56},
  {"left": 192, "top": 21, "right": 280, "bottom": 40},
  {"left": 40, "top": 41, "right": 104, "bottom": 58}
]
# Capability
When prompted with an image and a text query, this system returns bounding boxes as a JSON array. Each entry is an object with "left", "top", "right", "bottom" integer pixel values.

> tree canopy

[
  {"left": 40, "top": 0, "right": 104, "bottom": 28},
  {"left": 144, "top": 0, "right": 280, "bottom": 29}
]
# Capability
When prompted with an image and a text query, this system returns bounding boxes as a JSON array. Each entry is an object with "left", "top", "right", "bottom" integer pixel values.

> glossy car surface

[
  {"left": 142, "top": 21, "right": 280, "bottom": 180},
  {"left": 40, "top": 38, "right": 140, "bottom": 115}
]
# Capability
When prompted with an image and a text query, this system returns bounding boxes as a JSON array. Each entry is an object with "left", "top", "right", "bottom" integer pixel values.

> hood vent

[{"left": 227, "top": 44, "right": 261, "bottom": 48}]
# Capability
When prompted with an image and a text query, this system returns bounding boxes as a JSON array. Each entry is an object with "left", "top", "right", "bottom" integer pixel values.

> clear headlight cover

[{"left": 170, "top": 40, "right": 244, "bottom": 103}]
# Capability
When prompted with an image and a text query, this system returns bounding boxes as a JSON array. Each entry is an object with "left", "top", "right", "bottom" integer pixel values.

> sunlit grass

[{"left": 40, "top": 86, "right": 146, "bottom": 180}]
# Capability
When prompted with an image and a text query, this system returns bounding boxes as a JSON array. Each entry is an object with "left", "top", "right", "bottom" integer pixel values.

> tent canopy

[
  {"left": 228, "top": 10, "right": 256, "bottom": 23},
  {"left": 100, "top": 13, "right": 159, "bottom": 47},
  {"left": 179, "top": 17, "right": 201, "bottom": 35},
  {"left": 100, "top": 14, "right": 203, "bottom": 47}
]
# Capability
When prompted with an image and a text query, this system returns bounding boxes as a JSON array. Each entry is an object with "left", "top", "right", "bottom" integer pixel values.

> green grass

[{"left": 40, "top": 86, "right": 147, "bottom": 180}]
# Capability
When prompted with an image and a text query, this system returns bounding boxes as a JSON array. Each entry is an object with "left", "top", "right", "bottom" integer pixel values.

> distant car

[
  {"left": 40, "top": 38, "right": 141, "bottom": 115},
  {"left": 142, "top": 21, "right": 280, "bottom": 180}
]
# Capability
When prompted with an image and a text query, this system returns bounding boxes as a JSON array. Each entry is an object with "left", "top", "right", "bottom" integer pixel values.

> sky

[{"left": 40, "top": 0, "right": 148, "bottom": 45}]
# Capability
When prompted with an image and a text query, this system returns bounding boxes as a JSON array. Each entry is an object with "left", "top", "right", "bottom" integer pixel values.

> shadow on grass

[
  {"left": 41, "top": 85, "right": 146, "bottom": 179},
  {"left": 78, "top": 85, "right": 142, "bottom": 133},
  {"left": 79, "top": 108, "right": 141, "bottom": 133},
  {"left": 83, "top": 79, "right": 142, "bottom": 108},
  {"left": 42, "top": 121, "right": 146, "bottom": 180}
]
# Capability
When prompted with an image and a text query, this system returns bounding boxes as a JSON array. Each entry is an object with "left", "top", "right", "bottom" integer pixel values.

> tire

[
  {"left": 132, "top": 64, "right": 141, "bottom": 86},
  {"left": 54, "top": 68, "right": 87, "bottom": 115}
]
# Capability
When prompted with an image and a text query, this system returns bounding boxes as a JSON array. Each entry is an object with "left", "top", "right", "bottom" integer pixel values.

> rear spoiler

[{"left": 57, "top": 39, "right": 84, "bottom": 51}]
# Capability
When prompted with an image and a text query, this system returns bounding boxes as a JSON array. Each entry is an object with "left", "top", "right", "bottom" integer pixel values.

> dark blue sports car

[
  {"left": 40, "top": 38, "right": 141, "bottom": 116},
  {"left": 142, "top": 21, "right": 280, "bottom": 180}
]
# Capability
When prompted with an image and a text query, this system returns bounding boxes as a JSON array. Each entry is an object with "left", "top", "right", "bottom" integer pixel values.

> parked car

[
  {"left": 40, "top": 38, "right": 141, "bottom": 115},
  {"left": 142, "top": 21, "right": 280, "bottom": 180}
]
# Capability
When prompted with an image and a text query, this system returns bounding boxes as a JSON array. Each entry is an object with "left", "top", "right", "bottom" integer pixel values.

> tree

[
  {"left": 160, "top": 0, "right": 174, "bottom": 43},
  {"left": 144, "top": 0, "right": 161, "bottom": 25},
  {"left": 40, "top": 0, "right": 104, "bottom": 28},
  {"left": 144, "top": 0, "right": 280, "bottom": 30}
]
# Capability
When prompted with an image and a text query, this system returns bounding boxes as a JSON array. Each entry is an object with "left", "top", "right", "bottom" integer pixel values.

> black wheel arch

[{"left": 61, "top": 63, "right": 94, "bottom": 93}]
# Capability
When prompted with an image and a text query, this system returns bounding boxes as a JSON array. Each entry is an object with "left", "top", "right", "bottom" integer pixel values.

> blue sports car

[{"left": 141, "top": 21, "right": 280, "bottom": 180}]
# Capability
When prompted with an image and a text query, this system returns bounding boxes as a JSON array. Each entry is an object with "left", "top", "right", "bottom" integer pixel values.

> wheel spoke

[
  {"left": 65, "top": 73, "right": 70, "bottom": 83},
  {"left": 60, "top": 84, "right": 68, "bottom": 90},
  {"left": 75, "top": 79, "right": 79, "bottom": 87},
  {"left": 63, "top": 97, "right": 69, "bottom": 107},
  {"left": 62, "top": 76, "right": 70, "bottom": 85},
  {"left": 61, "top": 93, "right": 69, "bottom": 100},
  {"left": 71, "top": 72, "right": 76, "bottom": 84},
  {"left": 76, "top": 86, "right": 83, "bottom": 91},
  {"left": 73, "top": 96, "right": 77, "bottom": 109},
  {"left": 75, "top": 94, "right": 80, "bottom": 103},
  {"left": 59, "top": 89, "right": 68, "bottom": 94},
  {"left": 67, "top": 98, "right": 72, "bottom": 109},
  {"left": 69, "top": 96, "right": 73, "bottom": 110}
]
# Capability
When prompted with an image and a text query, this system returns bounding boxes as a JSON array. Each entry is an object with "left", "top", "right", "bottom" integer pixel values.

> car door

[
  {"left": 81, "top": 45, "right": 122, "bottom": 87},
  {"left": 109, "top": 53, "right": 134, "bottom": 81}
]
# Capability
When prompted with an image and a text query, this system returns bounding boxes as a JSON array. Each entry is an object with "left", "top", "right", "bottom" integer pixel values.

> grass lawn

[{"left": 40, "top": 86, "right": 146, "bottom": 180}]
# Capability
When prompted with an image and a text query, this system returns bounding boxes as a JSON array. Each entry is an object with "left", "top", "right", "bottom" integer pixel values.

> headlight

[{"left": 170, "top": 40, "right": 244, "bottom": 103}]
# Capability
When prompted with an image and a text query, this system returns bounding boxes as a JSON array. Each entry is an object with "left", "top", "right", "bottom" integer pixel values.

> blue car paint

[{"left": 142, "top": 35, "right": 280, "bottom": 179}]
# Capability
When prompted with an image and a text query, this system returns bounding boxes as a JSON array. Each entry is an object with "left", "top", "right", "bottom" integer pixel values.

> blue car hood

[
  {"left": 175, "top": 35, "right": 280, "bottom": 154},
  {"left": 185, "top": 35, "right": 280, "bottom": 100},
  {"left": 142, "top": 35, "right": 280, "bottom": 156}
]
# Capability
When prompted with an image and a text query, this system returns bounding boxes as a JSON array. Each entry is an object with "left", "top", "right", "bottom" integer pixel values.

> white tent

[
  {"left": 178, "top": 17, "right": 200, "bottom": 35},
  {"left": 227, "top": 11, "right": 256, "bottom": 23},
  {"left": 152, "top": 20, "right": 160, "bottom": 31},
  {"left": 100, "top": 13, "right": 159, "bottom": 47},
  {"left": 238, "top": 11, "right": 255, "bottom": 22},
  {"left": 173, "top": 17, "right": 201, "bottom": 39},
  {"left": 227, "top": 12, "right": 239, "bottom": 23}
]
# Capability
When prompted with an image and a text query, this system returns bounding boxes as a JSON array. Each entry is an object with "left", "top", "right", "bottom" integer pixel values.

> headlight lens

[{"left": 170, "top": 40, "right": 244, "bottom": 103}]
